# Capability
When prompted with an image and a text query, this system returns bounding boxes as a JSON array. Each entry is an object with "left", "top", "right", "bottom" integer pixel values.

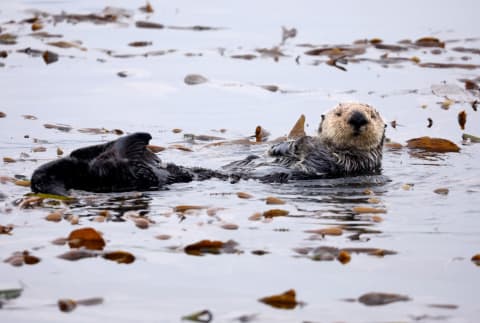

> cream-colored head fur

[{"left": 318, "top": 103, "right": 386, "bottom": 151}]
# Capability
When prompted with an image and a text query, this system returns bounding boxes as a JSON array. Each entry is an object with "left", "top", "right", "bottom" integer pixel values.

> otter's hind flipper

[{"left": 113, "top": 132, "right": 154, "bottom": 161}]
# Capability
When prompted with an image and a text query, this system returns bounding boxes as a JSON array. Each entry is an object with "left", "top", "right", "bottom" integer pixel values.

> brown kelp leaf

[
  {"left": 58, "top": 299, "right": 77, "bottom": 312},
  {"left": 304, "top": 46, "right": 365, "bottom": 58},
  {"left": 102, "top": 251, "right": 135, "bottom": 264},
  {"left": 352, "top": 206, "right": 387, "bottom": 214},
  {"left": 471, "top": 254, "right": 480, "bottom": 266},
  {"left": 265, "top": 196, "right": 285, "bottom": 205},
  {"left": 42, "top": 50, "right": 59, "bottom": 64},
  {"left": 44, "top": 123, "right": 72, "bottom": 132},
  {"left": 31, "top": 22, "right": 43, "bottom": 31},
  {"left": 147, "top": 144, "right": 165, "bottom": 153},
  {"left": 135, "top": 21, "right": 164, "bottom": 29},
  {"left": 57, "top": 147, "right": 64, "bottom": 156},
  {"left": 419, "top": 62, "right": 480, "bottom": 70},
  {"left": 237, "top": 192, "right": 253, "bottom": 199},
  {"left": 47, "top": 41, "right": 85, "bottom": 51},
  {"left": 221, "top": 223, "right": 238, "bottom": 230},
  {"left": 337, "top": 250, "right": 351, "bottom": 264},
  {"left": 14, "top": 180, "right": 31, "bottom": 187},
  {"left": 155, "top": 234, "right": 171, "bottom": 240},
  {"left": 133, "top": 217, "right": 149, "bottom": 229},
  {"left": 258, "top": 289, "right": 299, "bottom": 309},
  {"left": 358, "top": 292, "right": 410, "bottom": 306},
  {"left": 259, "top": 85, "right": 279, "bottom": 92},
  {"left": 367, "top": 197, "right": 381, "bottom": 204},
  {"left": 406, "top": 137, "right": 460, "bottom": 153},
  {"left": 182, "top": 309, "right": 213, "bottom": 323},
  {"left": 231, "top": 54, "right": 257, "bottom": 60},
  {"left": 23, "top": 251, "right": 41, "bottom": 265},
  {"left": 139, "top": 1, "right": 154, "bottom": 13},
  {"left": 288, "top": 114, "right": 306, "bottom": 139},
  {"left": 184, "top": 239, "right": 239, "bottom": 256},
  {"left": 414, "top": 37, "right": 445, "bottom": 48},
  {"left": 172, "top": 128, "right": 182, "bottom": 133},
  {"left": 263, "top": 209, "right": 289, "bottom": 218},
  {"left": 32, "top": 146, "right": 47, "bottom": 152},
  {"left": 3, "top": 157, "right": 16, "bottom": 163},
  {"left": 458, "top": 110, "right": 467, "bottom": 130},
  {"left": 0, "top": 111, "right": 6, "bottom": 118},
  {"left": 249, "top": 212, "right": 262, "bottom": 221},
  {"left": 45, "top": 211, "right": 63, "bottom": 222},
  {"left": 305, "top": 227, "right": 343, "bottom": 236},
  {"left": 184, "top": 74, "right": 208, "bottom": 85},
  {"left": 4, "top": 251, "right": 41, "bottom": 266},
  {"left": 0, "top": 224, "right": 13, "bottom": 234},
  {"left": 68, "top": 227, "right": 105, "bottom": 250},
  {"left": 169, "top": 144, "right": 193, "bottom": 152},
  {"left": 0, "top": 33, "right": 17, "bottom": 45},
  {"left": 58, "top": 249, "right": 97, "bottom": 261},
  {"left": 128, "top": 41, "right": 152, "bottom": 47},
  {"left": 52, "top": 237, "right": 68, "bottom": 245},
  {"left": 174, "top": 205, "right": 206, "bottom": 213},
  {"left": 464, "top": 80, "right": 479, "bottom": 90},
  {"left": 0, "top": 51, "right": 7, "bottom": 58},
  {"left": 441, "top": 99, "right": 454, "bottom": 110},
  {"left": 434, "top": 188, "right": 449, "bottom": 195},
  {"left": 428, "top": 304, "right": 459, "bottom": 310}
]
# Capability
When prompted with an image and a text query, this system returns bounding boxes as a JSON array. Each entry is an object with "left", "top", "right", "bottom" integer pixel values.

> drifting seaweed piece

[
  {"left": 135, "top": 21, "right": 164, "bottom": 29},
  {"left": 102, "top": 251, "right": 135, "bottom": 264},
  {"left": 128, "top": 41, "right": 152, "bottom": 47},
  {"left": 414, "top": 37, "right": 445, "bottom": 48},
  {"left": 406, "top": 137, "right": 460, "bottom": 152},
  {"left": 288, "top": 114, "right": 306, "bottom": 139},
  {"left": 58, "top": 297, "right": 103, "bottom": 313},
  {"left": 305, "top": 46, "right": 365, "bottom": 58},
  {"left": 29, "top": 31, "right": 63, "bottom": 38},
  {"left": 419, "top": 62, "right": 480, "bottom": 70},
  {"left": 184, "top": 239, "right": 240, "bottom": 256},
  {"left": 358, "top": 292, "right": 410, "bottom": 306},
  {"left": 458, "top": 110, "right": 467, "bottom": 130},
  {"left": 167, "top": 25, "right": 222, "bottom": 31},
  {"left": 263, "top": 209, "right": 289, "bottom": 218},
  {"left": 4, "top": 251, "right": 41, "bottom": 267},
  {"left": 451, "top": 47, "right": 480, "bottom": 55},
  {"left": 231, "top": 54, "right": 257, "bottom": 60},
  {"left": 139, "top": 1, "right": 154, "bottom": 13},
  {"left": 182, "top": 309, "right": 213, "bottom": 323},
  {"left": 184, "top": 74, "right": 208, "bottom": 85},
  {"left": 68, "top": 227, "right": 105, "bottom": 250},
  {"left": 47, "top": 41, "right": 86, "bottom": 51},
  {"left": 0, "top": 33, "right": 17, "bottom": 45},
  {"left": 281, "top": 26, "right": 297, "bottom": 44},
  {"left": 0, "top": 224, "right": 13, "bottom": 234},
  {"left": 42, "top": 50, "right": 59, "bottom": 64},
  {"left": 44, "top": 123, "right": 72, "bottom": 132},
  {"left": 258, "top": 289, "right": 300, "bottom": 309}
]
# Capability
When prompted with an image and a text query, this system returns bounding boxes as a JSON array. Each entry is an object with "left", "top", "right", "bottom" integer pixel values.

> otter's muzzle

[{"left": 348, "top": 111, "right": 368, "bottom": 133}]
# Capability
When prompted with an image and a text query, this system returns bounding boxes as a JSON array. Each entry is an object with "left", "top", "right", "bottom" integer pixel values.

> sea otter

[
  {"left": 30, "top": 103, "right": 385, "bottom": 195},
  {"left": 223, "top": 102, "right": 386, "bottom": 181}
]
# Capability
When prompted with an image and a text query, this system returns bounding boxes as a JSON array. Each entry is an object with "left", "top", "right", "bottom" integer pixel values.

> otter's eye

[
  {"left": 371, "top": 113, "right": 376, "bottom": 119},
  {"left": 335, "top": 111, "right": 342, "bottom": 117}
]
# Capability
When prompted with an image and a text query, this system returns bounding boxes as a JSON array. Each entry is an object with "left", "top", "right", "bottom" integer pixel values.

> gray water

[{"left": 1, "top": 1, "right": 479, "bottom": 322}]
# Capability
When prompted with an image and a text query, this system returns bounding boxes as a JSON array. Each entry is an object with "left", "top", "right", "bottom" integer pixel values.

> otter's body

[
  {"left": 224, "top": 103, "right": 386, "bottom": 181},
  {"left": 30, "top": 103, "right": 385, "bottom": 194}
]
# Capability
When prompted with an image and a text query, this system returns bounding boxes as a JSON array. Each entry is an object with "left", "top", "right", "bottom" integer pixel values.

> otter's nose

[{"left": 348, "top": 111, "right": 368, "bottom": 130}]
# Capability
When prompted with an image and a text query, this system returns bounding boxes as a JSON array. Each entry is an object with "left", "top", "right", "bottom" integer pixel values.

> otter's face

[{"left": 318, "top": 103, "right": 386, "bottom": 151}]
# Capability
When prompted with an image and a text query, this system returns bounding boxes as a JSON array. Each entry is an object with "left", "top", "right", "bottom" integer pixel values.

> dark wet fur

[{"left": 30, "top": 132, "right": 227, "bottom": 195}]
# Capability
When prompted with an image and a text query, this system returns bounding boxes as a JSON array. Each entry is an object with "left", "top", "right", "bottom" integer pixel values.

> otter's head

[{"left": 318, "top": 103, "right": 386, "bottom": 151}]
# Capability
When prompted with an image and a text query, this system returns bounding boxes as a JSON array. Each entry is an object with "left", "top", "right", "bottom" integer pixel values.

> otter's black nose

[{"left": 348, "top": 111, "right": 368, "bottom": 129}]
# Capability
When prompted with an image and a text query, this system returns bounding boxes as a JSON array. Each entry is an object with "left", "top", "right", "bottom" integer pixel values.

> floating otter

[
  {"left": 30, "top": 103, "right": 385, "bottom": 195},
  {"left": 223, "top": 102, "right": 386, "bottom": 181}
]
